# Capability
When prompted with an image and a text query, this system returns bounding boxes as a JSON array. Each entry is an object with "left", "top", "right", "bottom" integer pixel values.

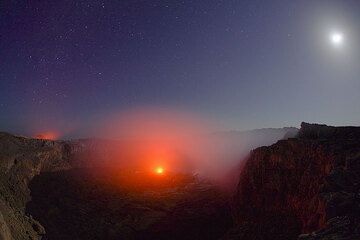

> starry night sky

[{"left": 1, "top": 1, "right": 360, "bottom": 137}]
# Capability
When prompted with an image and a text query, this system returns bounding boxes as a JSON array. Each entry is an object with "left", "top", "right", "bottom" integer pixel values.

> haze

[{"left": 64, "top": 108, "right": 295, "bottom": 184}]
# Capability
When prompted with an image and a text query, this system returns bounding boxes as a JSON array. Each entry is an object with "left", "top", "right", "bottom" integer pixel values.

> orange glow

[
  {"left": 155, "top": 167, "right": 164, "bottom": 174},
  {"left": 34, "top": 132, "right": 58, "bottom": 140}
]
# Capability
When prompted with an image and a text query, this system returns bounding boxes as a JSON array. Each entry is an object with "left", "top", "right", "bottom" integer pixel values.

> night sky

[{"left": 1, "top": 1, "right": 360, "bottom": 138}]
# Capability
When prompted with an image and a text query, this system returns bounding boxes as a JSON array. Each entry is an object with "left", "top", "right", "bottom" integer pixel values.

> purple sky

[{"left": 1, "top": 0, "right": 360, "bottom": 138}]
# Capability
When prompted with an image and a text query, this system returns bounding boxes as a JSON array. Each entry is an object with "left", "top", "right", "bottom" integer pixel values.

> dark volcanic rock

[{"left": 229, "top": 123, "right": 360, "bottom": 239}]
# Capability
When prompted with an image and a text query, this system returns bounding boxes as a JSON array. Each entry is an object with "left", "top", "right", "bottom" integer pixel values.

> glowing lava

[{"left": 155, "top": 167, "right": 164, "bottom": 174}]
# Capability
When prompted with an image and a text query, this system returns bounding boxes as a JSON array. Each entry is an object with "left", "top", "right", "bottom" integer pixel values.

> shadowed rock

[{"left": 228, "top": 123, "right": 360, "bottom": 239}]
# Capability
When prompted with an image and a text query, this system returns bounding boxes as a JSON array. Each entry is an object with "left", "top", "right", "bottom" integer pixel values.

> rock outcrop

[{"left": 229, "top": 122, "right": 360, "bottom": 239}]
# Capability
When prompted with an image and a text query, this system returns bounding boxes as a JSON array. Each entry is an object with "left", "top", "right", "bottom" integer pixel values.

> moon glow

[{"left": 330, "top": 32, "right": 344, "bottom": 47}]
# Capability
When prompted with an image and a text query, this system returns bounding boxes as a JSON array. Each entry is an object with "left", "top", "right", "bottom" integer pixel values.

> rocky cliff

[
  {"left": 0, "top": 132, "right": 73, "bottom": 240},
  {"left": 2, "top": 123, "right": 359, "bottom": 240},
  {"left": 229, "top": 123, "right": 360, "bottom": 239}
]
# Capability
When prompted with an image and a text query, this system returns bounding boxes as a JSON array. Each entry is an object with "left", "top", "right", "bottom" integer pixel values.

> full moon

[{"left": 329, "top": 32, "right": 344, "bottom": 47}]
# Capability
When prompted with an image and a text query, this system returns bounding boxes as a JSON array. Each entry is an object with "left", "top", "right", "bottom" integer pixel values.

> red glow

[
  {"left": 86, "top": 108, "right": 241, "bottom": 182},
  {"left": 96, "top": 108, "right": 210, "bottom": 175},
  {"left": 34, "top": 132, "right": 58, "bottom": 140}
]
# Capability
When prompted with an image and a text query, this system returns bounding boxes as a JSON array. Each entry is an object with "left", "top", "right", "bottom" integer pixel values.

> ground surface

[{"left": 26, "top": 169, "right": 232, "bottom": 240}]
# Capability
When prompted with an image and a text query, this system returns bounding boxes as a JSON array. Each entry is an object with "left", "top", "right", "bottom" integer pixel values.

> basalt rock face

[
  {"left": 230, "top": 123, "right": 360, "bottom": 240},
  {"left": 0, "top": 132, "right": 72, "bottom": 240}
]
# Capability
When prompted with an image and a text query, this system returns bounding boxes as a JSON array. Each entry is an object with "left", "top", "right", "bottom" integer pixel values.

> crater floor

[{"left": 26, "top": 169, "right": 232, "bottom": 240}]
